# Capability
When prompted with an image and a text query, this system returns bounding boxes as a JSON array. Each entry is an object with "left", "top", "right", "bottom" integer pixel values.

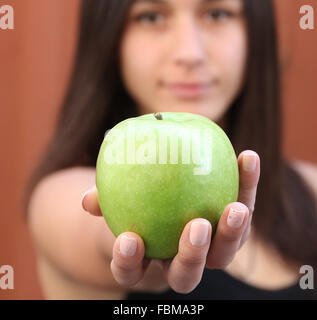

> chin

[{"left": 160, "top": 104, "right": 221, "bottom": 121}]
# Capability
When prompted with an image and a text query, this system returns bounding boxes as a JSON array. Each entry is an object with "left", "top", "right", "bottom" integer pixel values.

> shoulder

[
  {"left": 34, "top": 166, "right": 95, "bottom": 192},
  {"left": 44, "top": 166, "right": 96, "bottom": 185},
  {"left": 289, "top": 159, "right": 317, "bottom": 202},
  {"left": 27, "top": 166, "right": 96, "bottom": 218}
]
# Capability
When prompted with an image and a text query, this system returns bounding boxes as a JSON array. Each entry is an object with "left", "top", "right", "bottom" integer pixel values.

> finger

[
  {"left": 164, "top": 218, "right": 212, "bottom": 294},
  {"left": 205, "top": 202, "right": 249, "bottom": 269},
  {"left": 237, "top": 150, "right": 260, "bottom": 247},
  {"left": 110, "top": 232, "right": 150, "bottom": 287},
  {"left": 237, "top": 150, "right": 260, "bottom": 213},
  {"left": 81, "top": 185, "right": 103, "bottom": 216}
]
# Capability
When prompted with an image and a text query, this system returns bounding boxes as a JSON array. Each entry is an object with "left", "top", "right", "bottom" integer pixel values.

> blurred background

[{"left": 0, "top": 0, "right": 316, "bottom": 299}]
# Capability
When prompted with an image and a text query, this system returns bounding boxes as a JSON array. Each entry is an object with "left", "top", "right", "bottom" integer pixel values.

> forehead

[{"left": 132, "top": 0, "right": 241, "bottom": 7}]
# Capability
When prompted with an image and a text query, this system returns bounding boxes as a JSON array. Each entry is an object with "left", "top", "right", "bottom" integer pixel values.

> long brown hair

[{"left": 23, "top": 0, "right": 317, "bottom": 273}]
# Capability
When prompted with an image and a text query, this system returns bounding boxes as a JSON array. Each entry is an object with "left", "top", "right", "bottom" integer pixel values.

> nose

[{"left": 172, "top": 18, "right": 205, "bottom": 70}]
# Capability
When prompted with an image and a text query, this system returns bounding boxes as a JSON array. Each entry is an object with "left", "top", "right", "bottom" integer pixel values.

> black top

[{"left": 124, "top": 269, "right": 317, "bottom": 300}]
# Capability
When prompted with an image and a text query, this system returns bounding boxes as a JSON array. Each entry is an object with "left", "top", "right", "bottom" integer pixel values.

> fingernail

[
  {"left": 81, "top": 190, "right": 90, "bottom": 212},
  {"left": 227, "top": 208, "right": 246, "bottom": 229},
  {"left": 190, "top": 220, "right": 209, "bottom": 247},
  {"left": 243, "top": 153, "right": 256, "bottom": 172},
  {"left": 120, "top": 236, "right": 137, "bottom": 257}
]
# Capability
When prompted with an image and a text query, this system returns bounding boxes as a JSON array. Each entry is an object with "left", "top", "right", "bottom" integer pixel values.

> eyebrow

[{"left": 134, "top": 0, "right": 224, "bottom": 4}]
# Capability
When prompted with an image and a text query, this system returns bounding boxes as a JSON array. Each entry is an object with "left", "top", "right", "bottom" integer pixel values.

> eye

[
  {"left": 205, "top": 9, "right": 233, "bottom": 21},
  {"left": 134, "top": 11, "right": 165, "bottom": 24}
]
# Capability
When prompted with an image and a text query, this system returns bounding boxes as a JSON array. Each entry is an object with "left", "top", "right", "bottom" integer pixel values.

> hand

[{"left": 82, "top": 150, "right": 260, "bottom": 294}]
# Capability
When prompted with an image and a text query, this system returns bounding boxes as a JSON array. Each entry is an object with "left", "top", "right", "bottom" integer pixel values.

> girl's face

[{"left": 119, "top": 0, "right": 247, "bottom": 122}]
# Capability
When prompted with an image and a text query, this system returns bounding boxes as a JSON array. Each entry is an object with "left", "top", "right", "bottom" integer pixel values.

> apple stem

[{"left": 154, "top": 112, "right": 163, "bottom": 120}]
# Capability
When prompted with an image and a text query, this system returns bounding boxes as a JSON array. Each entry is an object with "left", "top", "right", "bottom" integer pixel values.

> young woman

[{"left": 24, "top": 0, "right": 317, "bottom": 299}]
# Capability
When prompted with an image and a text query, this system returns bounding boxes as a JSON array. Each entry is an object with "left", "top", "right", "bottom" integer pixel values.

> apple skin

[{"left": 96, "top": 112, "right": 239, "bottom": 259}]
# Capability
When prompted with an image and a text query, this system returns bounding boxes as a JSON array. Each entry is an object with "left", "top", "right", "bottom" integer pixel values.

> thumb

[{"left": 81, "top": 185, "right": 103, "bottom": 216}]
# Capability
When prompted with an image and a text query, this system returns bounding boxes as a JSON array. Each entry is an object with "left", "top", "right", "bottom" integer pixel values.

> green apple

[{"left": 96, "top": 112, "right": 239, "bottom": 259}]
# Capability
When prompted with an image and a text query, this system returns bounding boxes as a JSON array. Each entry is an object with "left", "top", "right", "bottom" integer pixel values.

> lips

[{"left": 165, "top": 82, "right": 212, "bottom": 99}]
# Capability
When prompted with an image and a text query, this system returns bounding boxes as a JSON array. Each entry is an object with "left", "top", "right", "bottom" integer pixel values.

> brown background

[{"left": 0, "top": 0, "right": 316, "bottom": 299}]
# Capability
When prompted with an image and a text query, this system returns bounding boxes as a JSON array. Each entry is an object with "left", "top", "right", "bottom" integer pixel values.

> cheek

[
  {"left": 119, "top": 32, "right": 163, "bottom": 111},
  {"left": 219, "top": 30, "right": 247, "bottom": 88},
  {"left": 120, "top": 33, "right": 160, "bottom": 85}
]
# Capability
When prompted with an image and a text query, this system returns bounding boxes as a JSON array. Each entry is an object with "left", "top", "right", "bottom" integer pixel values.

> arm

[
  {"left": 27, "top": 166, "right": 167, "bottom": 299},
  {"left": 29, "top": 150, "right": 259, "bottom": 298}
]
